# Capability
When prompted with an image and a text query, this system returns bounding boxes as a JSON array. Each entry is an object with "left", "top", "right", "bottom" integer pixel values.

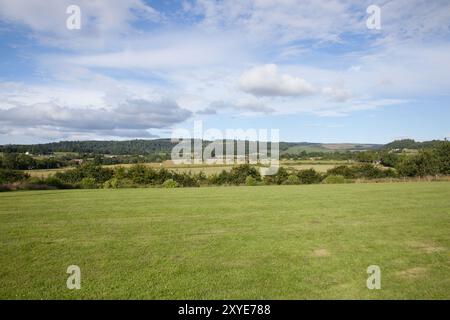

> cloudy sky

[{"left": 0, "top": 0, "right": 449, "bottom": 144}]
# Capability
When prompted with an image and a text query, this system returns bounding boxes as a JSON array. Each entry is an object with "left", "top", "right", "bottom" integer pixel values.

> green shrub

[
  {"left": 326, "top": 165, "right": 355, "bottom": 179},
  {"left": 80, "top": 177, "right": 98, "bottom": 189},
  {"left": 245, "top": 175, "right": 257, "bottom": 186},
  {"left": 162, "top": 179, "right": 178, "bottom": 188},
  {"left": 284, "top": 174, "right": 300, "bottom": 185},
  {"left": 229, "top": 164, "right": 261, "bottom": 185},
  {"left": 103, "top": 177, "right": 119, "bottom": 189},
  {"left": 30, "top": 176, "right": 69, "bottom": 189},
  {"left": 297, "top": 169, "right": 322, "bottom": 184},
  {"left": 56, "top": 163, "right": 113, "bottom": 184},
  {"left": 263, "top": 167, "right": 289, "bottom": 185},
  {"left": 323, "top": 175, "right": 346, "bottom": 184},
  {"left": 0, "top": 168, "right": 29, "bottom": 184}
]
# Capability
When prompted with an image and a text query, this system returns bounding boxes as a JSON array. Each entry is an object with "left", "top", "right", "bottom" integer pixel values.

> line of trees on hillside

[{"left": 0, "top": 152, "right": 172, "bottom": 170}]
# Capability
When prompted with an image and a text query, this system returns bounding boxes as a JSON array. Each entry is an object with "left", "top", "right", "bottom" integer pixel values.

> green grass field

[{"left": 0, "top": 182, "right": 449, "bottom": 299}]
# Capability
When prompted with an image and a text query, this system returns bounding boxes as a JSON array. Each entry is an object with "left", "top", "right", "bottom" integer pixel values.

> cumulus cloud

[
  {"left": 239, "top": 64, "right": 315, "bottom": 97},
  {"left": 0, "top": 99, "right": 192, "bottom": 138}
]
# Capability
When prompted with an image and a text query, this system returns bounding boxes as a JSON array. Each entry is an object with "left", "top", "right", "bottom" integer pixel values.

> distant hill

[
  {"left": 382, "top": 139, "right": 445, "bottom": 150},
  {"left": 1, "top": 138, "right": 445, "bottom": 155},
  {"left": 0, "top": 139, "right": 178, "bottom": 155},
  {"left": 281, "top": 142, "right": 381, "bottom": 154},
  {"left": 0, "top": 139, "right": 382, "bottom": 155}
]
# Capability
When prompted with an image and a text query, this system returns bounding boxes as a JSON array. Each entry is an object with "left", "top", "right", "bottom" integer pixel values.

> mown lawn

[{"left": 0, "top": 182, "right": 449, "bottom": 299}]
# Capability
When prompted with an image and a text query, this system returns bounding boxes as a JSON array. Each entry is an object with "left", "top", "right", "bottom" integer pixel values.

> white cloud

[
  {"left": 233, "top": 98, "right": 275, "bottom": 114},
  {"left": 0, "top": 0, "right": 449, "bottom": 143},
  {"left": 0, "top": 0, "right": 160, "bottom": 49},
  {"left": 239, "top": 64, "right": 315, "bottom": 97},
  {"left": 186, "top": 0, "right": 363, "bottom": 44},
  {"left": 322, "top": 86, "right": 352, "bottom": 102},
  {"left": 0, "top": 98, "right": 192, "bottom": 141}
]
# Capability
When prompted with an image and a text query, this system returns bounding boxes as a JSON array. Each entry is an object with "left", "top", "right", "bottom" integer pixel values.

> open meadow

[
  {"left": 0, "top": 182, "right": 449, "bottom": 299},
  {"left": 24, "top": 160, "right": 350, "bottom": 178}
]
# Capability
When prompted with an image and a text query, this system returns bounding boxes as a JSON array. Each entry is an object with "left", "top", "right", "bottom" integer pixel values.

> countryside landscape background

[{"left": 1, "top": 0, "right": 450, "bottom": 300}]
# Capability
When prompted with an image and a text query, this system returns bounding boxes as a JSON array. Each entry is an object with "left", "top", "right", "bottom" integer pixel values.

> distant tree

[
  {"left": 435, "top": 141, "right": 450, "bottom": 174},
  {"left": 1, "top": 153, "right": 36, "bottom": 170},
  {"left": 355, "top": 151, "right": 377, "bottom": 163},
  {"left": 297, "top": 169, "right": 322, "bottom": 184},
  {"left": 326, "top": 165, "right": 355, "bottom": 179},
  {"left": 0, "top": 169, "right": 29, "bottom": 184},
  {"left": 415, "top": 150, "right": 440, "bottom": 176},
  {"left": 396, "top": 157, "right": 419, "bottom": 177},
  {"left": 379, "top": 152, "right": 399, "bottom": 168},
  {"left": 228, "top": 164, "right": 261, "bottom": 185}
]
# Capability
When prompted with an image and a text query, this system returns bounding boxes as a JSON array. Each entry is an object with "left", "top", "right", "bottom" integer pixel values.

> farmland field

[
  {"left": 24, "top": 160, "right": 350, "bottom": 178},
  {"left": 0, "top": 182, "right": 449, "bottom": 299}
]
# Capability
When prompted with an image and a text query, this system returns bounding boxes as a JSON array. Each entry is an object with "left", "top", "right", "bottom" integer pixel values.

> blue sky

[{"left": 0, "top": 0, "right": 449, "bottom": 144}]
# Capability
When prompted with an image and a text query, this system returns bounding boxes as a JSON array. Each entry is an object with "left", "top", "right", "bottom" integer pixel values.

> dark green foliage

[
  {"left": 355, "top": 151, "right": 377, "bottom": 163},
  {"left": 263, "top": 167, "right": 289, "bottom": 185},
  {"left": 1, "top": 153, "right": 35, "bottom": 170},
  {"left": 29, "top": 176, "right": 71, "bottom": 189},
  {"left": 396, "top": 157, "right": 419, "bottom": 177},
  {"left": 326, "top": 164, "right": 396, "bottom": 179},
  {"left": 326, "top": 165, "right": 356, "bottom": 179},
  {"left": 0, "top": 139, "right": 179, "bottom": 155},
  {"left": 0, "top": 169, "right": 29, "bottom": 183},
  {"left": 228, "top": 164, "right": 261, "bottom": 185},
  {"left": 382, "top": 139, "right": 444, "bottom": 150},
  {"left": 284, "top": 175, "right": 300, "bottom": 185},
  {"left": 0, "top": 153, "right": 67, "bottom": 170},
  {"left": 435, "top": 141, "right": 450, "bottom": 174},
  {"left": 379, "top": 152, "right": 399, "bottom": 168},
  {"left": 297, "top": 169, "right": 323, "bottom": 184},
  {"left": 396, "top": 150, "right": 440, "bottom": 177},
  {"left": 55, "top": 163, "right": 113, "bottom": 185}
]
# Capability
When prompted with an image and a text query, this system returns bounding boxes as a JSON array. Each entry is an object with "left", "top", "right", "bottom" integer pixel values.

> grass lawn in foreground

[{"left": 0, "top": 182, "right": 449, "bottom": 299}]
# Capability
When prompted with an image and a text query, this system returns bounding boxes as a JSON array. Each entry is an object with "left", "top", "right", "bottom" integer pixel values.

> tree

[
  {"left": 0, "top": 169, "right": 29, "bottom": 184},
  {"left": 297, "top": 169, "right": 322, "bottom": 184},
  {"left": 379, "top": 152, "right": 399, "bottom": 168},
  {"left": 228, "top": 164, "right": 261, "bottom": 185},
  {"left": 396, "top": 157, "right": 418, "bottom": 177},
  {"left": 435, "top": 141, "right": 450, "bottom": 174},
  {"left": 415, "top": 150, "right": 439, "bottom": 176},
  {"left": 1, "top": 153, "right": 36, "bottom": 170}
]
